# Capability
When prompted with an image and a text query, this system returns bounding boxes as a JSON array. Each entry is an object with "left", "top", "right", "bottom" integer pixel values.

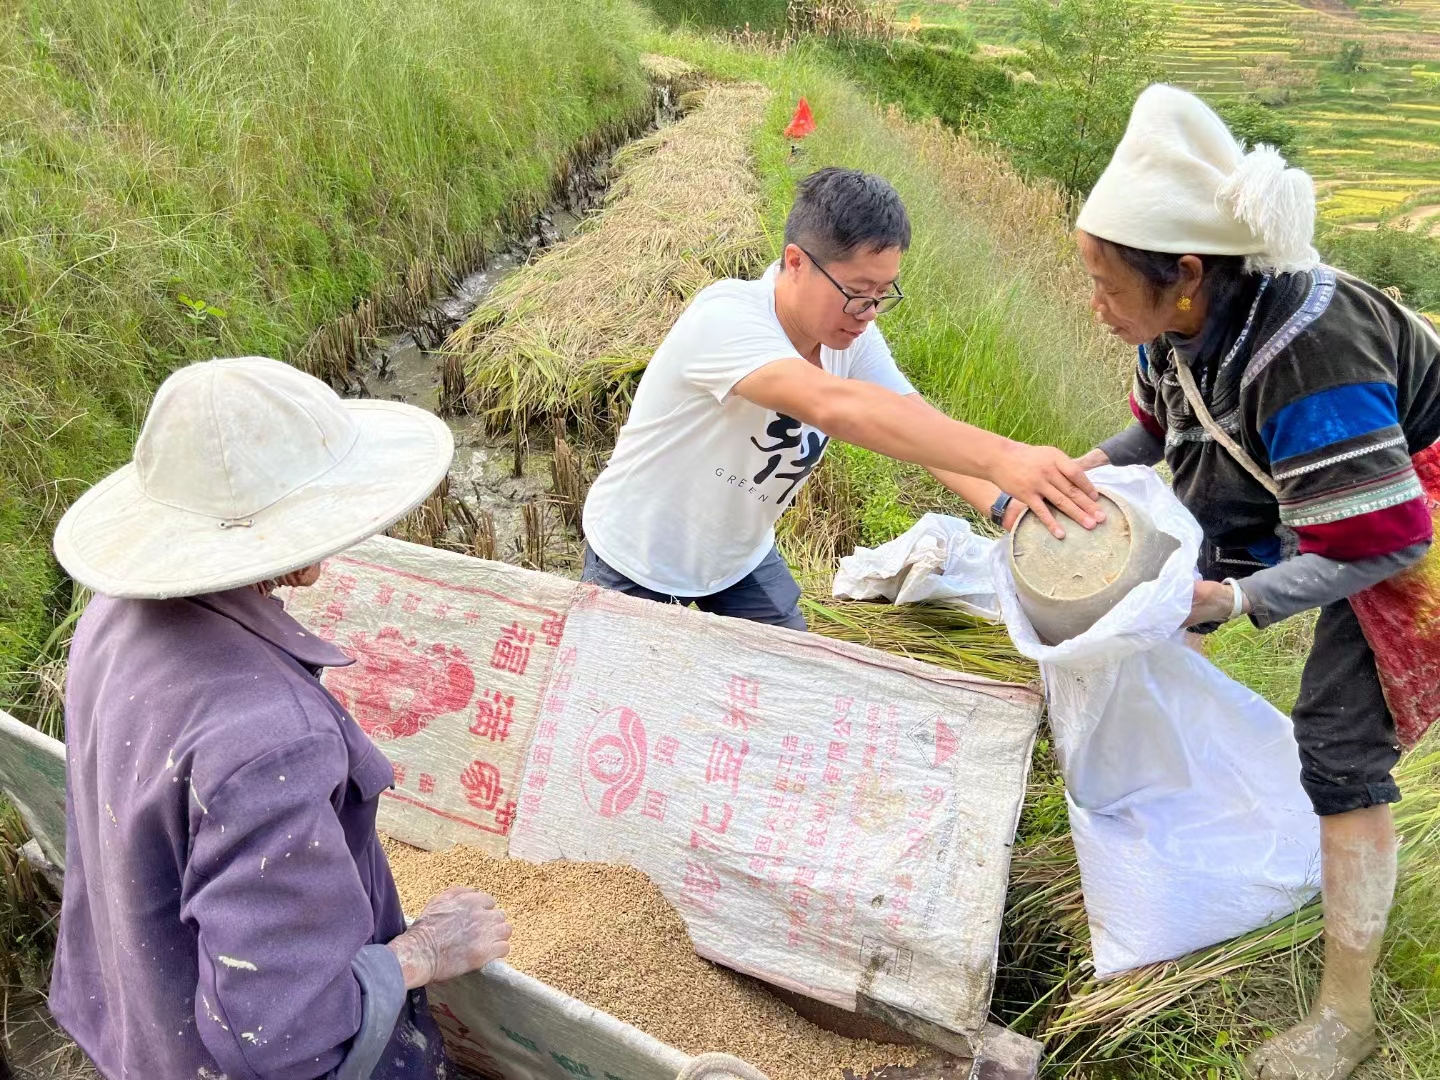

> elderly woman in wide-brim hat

[
  {"left": 960, "top": 85, "right": 1440, "bottom": 1080},
  {"left": 48, "top": 357, "right": 513, "bottom": 1080}
]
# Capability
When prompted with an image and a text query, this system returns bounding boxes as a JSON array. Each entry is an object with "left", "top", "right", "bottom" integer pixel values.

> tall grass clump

[
  {"left": 641, "top": 0, "right": 792, "bottom": 31},
  {"left": 0, "top": 0, "right": 654, "bottom": 702}
]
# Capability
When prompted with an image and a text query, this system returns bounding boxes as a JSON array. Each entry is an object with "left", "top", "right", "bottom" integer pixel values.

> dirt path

[
  {"left": 1, "top": 989, "right": 94, "bottom": 1080},
  {"left": 1402, "top": 204, "right": 1440, "bottom": 235}
]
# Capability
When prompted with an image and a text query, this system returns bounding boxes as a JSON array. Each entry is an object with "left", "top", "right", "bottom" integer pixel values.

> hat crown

[
  {"left": 134, "top": 357, "right": 359, "bottom": 521},
  {"left": 1076, "top": 84, "right": 1318, "bottom": 273}
]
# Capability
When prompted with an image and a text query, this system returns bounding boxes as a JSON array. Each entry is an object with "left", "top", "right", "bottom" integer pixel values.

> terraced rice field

[{"left": 900, "top": 0, "right": 1440, "bottom": 230}]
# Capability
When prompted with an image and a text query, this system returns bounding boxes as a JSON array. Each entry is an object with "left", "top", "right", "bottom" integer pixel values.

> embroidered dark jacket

[{"left": 1128, "top": 266, "right": 1440, "bottom": 578}]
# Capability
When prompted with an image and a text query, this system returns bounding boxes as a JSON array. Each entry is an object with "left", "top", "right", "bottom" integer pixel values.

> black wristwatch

[{"left": 990, "top": 492, "right": 1014, "bottom": 528}]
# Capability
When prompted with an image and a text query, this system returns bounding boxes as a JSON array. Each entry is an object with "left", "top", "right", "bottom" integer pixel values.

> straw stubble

[{"left": 383, "top": 841, "right": 924, "bottom": 1080}]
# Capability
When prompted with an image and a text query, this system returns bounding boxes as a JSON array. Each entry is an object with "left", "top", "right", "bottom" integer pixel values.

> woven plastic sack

[
  {"left": 290, "top": 539, "right": 1041, "bottom": 1049},
  {"left": 282, "top": 536, "right": 575, "bottom": 854},
  {"left": 509, "top": 583, "right": 1040, "bottom": 1044},
  {"left": 990, "top": 465, "right": 1320, "bottom": 976}
]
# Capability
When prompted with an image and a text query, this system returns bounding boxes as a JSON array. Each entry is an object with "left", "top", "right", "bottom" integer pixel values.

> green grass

[
  {"left": 0, "top": 0, "right": 654, "bottom": 704},
  {"left": 912, "top": 0, "right": 1440, "bottom": 230},
  {"left": 815, "top": 34, "right": 1015, "bottom": 134},
  {"left": 640, "top": 0, "right": 791, "bottom": 30}
]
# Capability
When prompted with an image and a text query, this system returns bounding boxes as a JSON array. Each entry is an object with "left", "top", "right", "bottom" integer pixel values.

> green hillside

[{"left": 902, "top": 0, "right": 1440, "bottom": 231}]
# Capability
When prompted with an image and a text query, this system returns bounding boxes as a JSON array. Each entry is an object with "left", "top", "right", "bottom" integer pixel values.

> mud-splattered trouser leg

[{"left": 1246, "top": 598, "right": 1398, "bottom": 1080}]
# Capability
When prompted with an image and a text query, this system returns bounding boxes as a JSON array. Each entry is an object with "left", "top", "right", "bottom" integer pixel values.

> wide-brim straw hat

[{"left": 54, "top": 356, "right": 453, "bottom": 599}]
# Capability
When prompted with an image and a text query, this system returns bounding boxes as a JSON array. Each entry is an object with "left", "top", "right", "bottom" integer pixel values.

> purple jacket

[{"left": 50, "top": 587, "right": 447, "bottom": 1080}]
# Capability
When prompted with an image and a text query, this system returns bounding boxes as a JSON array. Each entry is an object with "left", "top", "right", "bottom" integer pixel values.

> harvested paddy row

[{"left": 447, "top": 83, "right": 773, "bottom": 432}]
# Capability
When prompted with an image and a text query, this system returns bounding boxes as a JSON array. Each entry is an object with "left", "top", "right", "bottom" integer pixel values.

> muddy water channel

[
  {"left": 346, "top": 204, "right": 591, "bottom": 573},
  {"left": 335, "top": 84, "right": 689, "bottom": 573}
]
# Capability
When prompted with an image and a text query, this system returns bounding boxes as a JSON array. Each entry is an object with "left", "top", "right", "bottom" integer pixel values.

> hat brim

[{"left": 53, "top": 400, "right": 454, "bottom": 599}]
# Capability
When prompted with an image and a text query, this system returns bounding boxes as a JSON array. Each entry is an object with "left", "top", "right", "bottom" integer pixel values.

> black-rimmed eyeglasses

[{"left": 799, "top": 246, "right": 904, "bottom": 316}]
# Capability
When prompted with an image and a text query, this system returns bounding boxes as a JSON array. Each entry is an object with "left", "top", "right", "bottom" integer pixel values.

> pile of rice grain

[{"left": 382, "top": 840, "right": 926, "bottom": 1080}]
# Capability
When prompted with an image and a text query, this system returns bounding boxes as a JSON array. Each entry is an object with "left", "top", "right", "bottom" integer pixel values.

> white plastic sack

[
  {"left": 833, "top": 513, "right": 999, "bottom": 619},
  {"left": 990, "top": 465, "right": 1321, "bottom": 977}
]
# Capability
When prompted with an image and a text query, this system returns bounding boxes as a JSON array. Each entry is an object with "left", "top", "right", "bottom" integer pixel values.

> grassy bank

[{"left": 0, "top": 0, "right": 654, "bottom": 703}]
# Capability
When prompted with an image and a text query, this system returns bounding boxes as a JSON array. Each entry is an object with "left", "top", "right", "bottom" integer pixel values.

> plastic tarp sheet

[
  {"left": 832, "top": 514, "right": 999, "bottom": 619},
  {"left": 990, "top": 466, "right": 1321, "bottom": 976},
  {"left": 289, "top": 537, "right": 1041, "bottom": 1048}
]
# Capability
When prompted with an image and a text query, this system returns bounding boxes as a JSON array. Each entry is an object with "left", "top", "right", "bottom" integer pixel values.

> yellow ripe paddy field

[{"left": 906, "top": 0, "right": 1440, "bottom": 231}]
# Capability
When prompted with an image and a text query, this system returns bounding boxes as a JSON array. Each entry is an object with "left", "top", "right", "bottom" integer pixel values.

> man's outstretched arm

[{"left": 733, "top": 358, "right": 1102, "bottom": 538}]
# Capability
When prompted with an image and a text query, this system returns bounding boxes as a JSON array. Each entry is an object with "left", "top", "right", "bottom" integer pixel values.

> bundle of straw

[{"left": 446, "top": 83, "right": 772, "bottom": 430}]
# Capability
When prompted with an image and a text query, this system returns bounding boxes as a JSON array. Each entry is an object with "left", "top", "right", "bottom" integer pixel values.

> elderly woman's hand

[
  {"left": 388, "top": 886, "right": 513, "bottom": 989},
  {"left": 1186, "top": 580, "right": 1246, "bottom": 627}
]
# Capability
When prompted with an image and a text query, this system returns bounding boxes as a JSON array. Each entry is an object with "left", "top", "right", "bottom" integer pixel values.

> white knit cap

[{"left": 1076, "top": 84, "right": 1319, "bottom": 274}]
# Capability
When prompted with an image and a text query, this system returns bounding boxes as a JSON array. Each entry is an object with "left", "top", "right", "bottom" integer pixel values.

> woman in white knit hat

[
  {"left": 48, "top": 357, "right": 513, "bottom": 1080},
  {"left": 955, "top": 85, "right": 1440, "bottom": 1079}
]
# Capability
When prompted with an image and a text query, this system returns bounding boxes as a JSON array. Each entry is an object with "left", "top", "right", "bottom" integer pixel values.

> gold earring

[{"left": 1177, "top": 296, "right": 1192, "bottom": 313}]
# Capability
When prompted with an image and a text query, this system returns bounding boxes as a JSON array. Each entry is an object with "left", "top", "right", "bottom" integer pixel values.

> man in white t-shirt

[{"left": 582, "top": 167, "right": 1100, "bottom": 629}]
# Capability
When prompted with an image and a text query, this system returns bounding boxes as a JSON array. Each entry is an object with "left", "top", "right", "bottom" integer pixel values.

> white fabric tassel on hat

[{"left": 1215, "top": 144, "right": 1321, "bottom": 275}]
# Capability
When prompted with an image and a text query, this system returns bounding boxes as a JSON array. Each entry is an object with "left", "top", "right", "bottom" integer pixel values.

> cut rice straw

[
  {"left": 803, "top": 596, "right": 1037, "bottom": 685},
  {"left": 446, "top": 82, "right": 772, "bottom": 428},
  {"left": 1025, "top": 733, "right": 1440, "bottom": 1067}
]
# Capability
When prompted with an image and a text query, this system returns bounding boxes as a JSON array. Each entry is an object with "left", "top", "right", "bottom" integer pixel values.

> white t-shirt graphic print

[{"left": 583, "top": 263, "right": 914, "bottom": 596}]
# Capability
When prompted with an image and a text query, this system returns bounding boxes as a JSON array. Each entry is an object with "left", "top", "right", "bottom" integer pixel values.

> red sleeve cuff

[
  {"left": 1296, "top": 498, "right": 1435, "bottom": 561},
  {"left": 1130, "top": 393, "right": 1164, "bottom": 443}
]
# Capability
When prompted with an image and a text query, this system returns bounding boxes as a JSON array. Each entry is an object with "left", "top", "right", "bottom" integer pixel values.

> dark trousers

[
  {"left": 581, "top": 545, "right": 807, "bottom": 631},
  {"left": 1293, "top": 596, "right": 1403, "bottom": 816}
]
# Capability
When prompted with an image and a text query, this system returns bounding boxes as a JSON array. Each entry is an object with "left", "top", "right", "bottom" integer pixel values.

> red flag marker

[{"left": 784, "top": 97, "right": 816, "bottom": 140}]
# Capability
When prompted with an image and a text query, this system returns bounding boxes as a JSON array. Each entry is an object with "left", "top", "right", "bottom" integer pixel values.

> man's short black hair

[{"left": 783, "top": 168, "right": 911, "bottom": 266}]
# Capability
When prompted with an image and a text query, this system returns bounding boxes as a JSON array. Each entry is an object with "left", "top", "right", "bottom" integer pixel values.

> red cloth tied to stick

[
  {"left": 1351, "top": 439, "right": 1440, "bottom": 748},
  {"left": 784, "top": 97, "right": 815, "bottom": 140}
]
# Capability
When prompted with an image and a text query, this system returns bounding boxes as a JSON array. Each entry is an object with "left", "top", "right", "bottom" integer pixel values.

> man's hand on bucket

[
  {"left": 990, "top": 443, "right": 1105, "bottom": 540},
  {"left": 388, "top": 886, "right": 513, "bottom": 989}
]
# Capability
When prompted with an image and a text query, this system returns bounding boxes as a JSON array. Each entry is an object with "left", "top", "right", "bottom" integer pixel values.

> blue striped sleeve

[{"left": 1260, "top": 381, "right": 1399, "bottom": 462}]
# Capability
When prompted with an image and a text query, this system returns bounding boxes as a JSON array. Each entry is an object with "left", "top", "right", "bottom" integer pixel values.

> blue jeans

[{"left": 581, "top": 545, "right": 807, "bottom": 631}]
